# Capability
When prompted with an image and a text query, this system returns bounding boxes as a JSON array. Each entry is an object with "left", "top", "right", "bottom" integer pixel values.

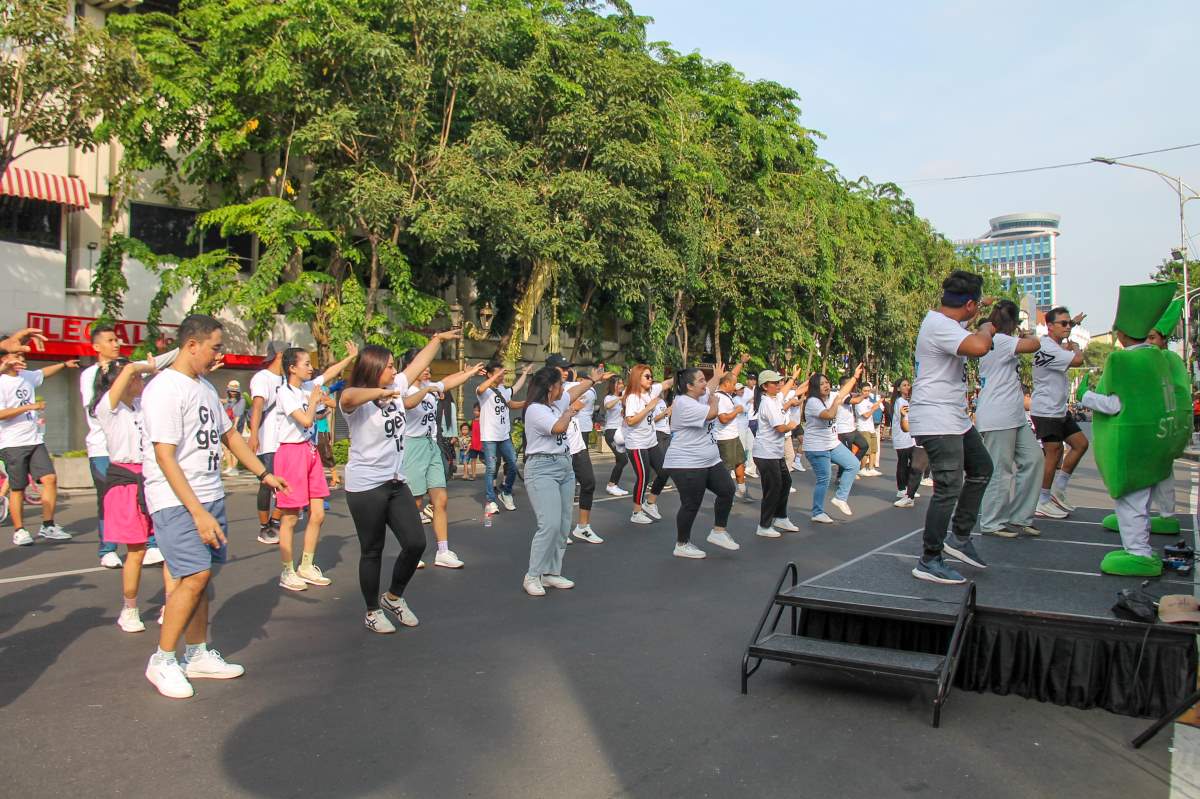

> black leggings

[
  {"left": 629, "top": 445, "right": 670, "bottom": 505},
  {"left": 256, "top": 452, "right": 276, "bottom": 514},
  {"left": 604, "top": 429, "right": 627, "bottom": 484},
  {"left": 837, "top": 432, "right": 869, "bottom": 478},
  {"left": 572, "top": 449, "right": 595, "bottom": 511},
  {"left": 753, "top": 457, "right": 791, "bottom": 528},
  {"left": 672, "top": 464, "right": 735, "bottom": 544},
  {"left": 346, "top": 480, "right": 427, "bottom": 611},
  {"left": 895, "top": 446, "right": 928, "bottom": 499}
]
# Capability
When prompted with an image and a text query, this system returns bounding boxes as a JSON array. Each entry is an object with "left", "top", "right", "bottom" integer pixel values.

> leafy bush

[{"left": 332, "top": 438, "right": 350, "bottom": 466}]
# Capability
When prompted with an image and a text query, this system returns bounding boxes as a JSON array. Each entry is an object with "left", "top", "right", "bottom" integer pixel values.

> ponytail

[
  {"left": 753, "top": 382, "right": 765, "bottom": 413},
  {"left": 89, "top": 358, "right": 130, "bottom": 417}
]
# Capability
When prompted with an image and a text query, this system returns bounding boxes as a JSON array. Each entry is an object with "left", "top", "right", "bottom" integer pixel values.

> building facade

[{"left": 954, "top": 212, "right": 1061, "bottom": 311}]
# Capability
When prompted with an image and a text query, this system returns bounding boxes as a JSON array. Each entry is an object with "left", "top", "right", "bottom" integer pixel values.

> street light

[
  {"left": 1091, "top": 156, "right": 1200, "bottom": 376},
  {"left": 447, "top": 300, "right": 495, "bottom": 412}
]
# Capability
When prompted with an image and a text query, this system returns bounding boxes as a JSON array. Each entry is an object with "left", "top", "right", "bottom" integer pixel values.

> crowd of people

[{"left": 0, "top": 270, "right": 1184, "bottom": 699}]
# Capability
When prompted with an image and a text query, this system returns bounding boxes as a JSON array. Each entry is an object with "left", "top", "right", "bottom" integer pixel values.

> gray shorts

[
  {"left": 150, "top": 498, "right": 228, "bottom": 578},
  {"left": 1, "top": 443, "right": 54, "bottom": 489}
]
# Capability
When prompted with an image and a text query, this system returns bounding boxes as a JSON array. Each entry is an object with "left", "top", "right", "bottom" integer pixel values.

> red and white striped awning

[{"left": 0, "top": 166, "right": 90, "bottom": 211}]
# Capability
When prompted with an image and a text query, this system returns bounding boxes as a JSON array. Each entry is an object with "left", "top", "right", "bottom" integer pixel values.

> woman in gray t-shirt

[{"left": 662, "top": 365, "right": 739, "bottom": 558}]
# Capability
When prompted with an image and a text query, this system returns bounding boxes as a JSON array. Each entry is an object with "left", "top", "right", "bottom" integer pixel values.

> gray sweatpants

[
  {"left": 525, "top": 453, "right": 574, "bottom": 580},
  {"left": 978, "top": 424, "right": 1041, "bottom": 532}
]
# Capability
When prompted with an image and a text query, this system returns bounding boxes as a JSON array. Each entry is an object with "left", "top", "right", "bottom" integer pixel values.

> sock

[
  {"left": 156, "top": 646, "right": 176, "bottom": 662},
  {"left": 282, "top": 561, "right": 295, "bottom": 574},
  {"left": 270, "top": 516, "right": 281, "bottom": 528},
  {"left": 123, "top": 596, "right": 137, "bottom": 610},
  {"left": 185, "top": 642, "right": 207, "bottom": 660},
  {"left": 1040, "top": 488, "right": 1052, "bottom": 503},
  {"left": 300, "top": 551, "right": 315, "bottom": 570},
  {"left": 437, "top": 540, "right": 448, "bottom": 554},
  {"left": 1053, "top": 470, "right": 1071, "bottom": 493}
]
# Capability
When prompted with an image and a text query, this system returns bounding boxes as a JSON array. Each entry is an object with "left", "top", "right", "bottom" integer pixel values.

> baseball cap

[
  {"left": 263, "top": 340, "right": 292, "bottom": 365},
  {"left": 546, "top": 353, "right": 573, "bottom": 370},
  {"left": 227, "top": 379, "right": 241, "bottom": 390},
  {"left": 1159, "top": 595, "right": 1200, "bottom": 624},
  {"left": 758, "top": 369, "right": 783, "bottom": 384}
]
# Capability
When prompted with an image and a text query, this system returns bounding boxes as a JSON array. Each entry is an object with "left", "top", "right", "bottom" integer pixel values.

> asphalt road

[{"left": 0, "top": 445, "right": 1191, "bottom": 799}]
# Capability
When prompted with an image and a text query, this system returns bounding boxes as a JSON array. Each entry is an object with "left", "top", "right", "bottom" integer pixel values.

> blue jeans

[
  {"left": 91, "top": 455, "right": 157, "bottom": 556},
  {"left": 482, "top": 439, "right": 518, "bottom": 504},
  {"left": 805, "top": 444, "right": 859, "bottom": 517}
]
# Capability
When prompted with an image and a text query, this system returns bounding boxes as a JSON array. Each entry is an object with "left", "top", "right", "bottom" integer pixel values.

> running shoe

[
  {"left": 735, "top": 485, "right": 747, "bottom": 499},
  {"left": 100, "top": 551, "right": 122, "bottom": 568},
  {"left": 605, "top": 484, "right": 628, "bottom": 497},
  {"left": 380, "top": 593, "right": 419, "bottom": 626},
  {"left": 630, "top": 510, "right": 653, "bottom": 525},
  {"left": 1035, "top": 500, "right": 1067, "bottom": 519},
  {"left": 811, "top": 513, "right": 834, "bottom": 524},
  {"left": 279, "top": 569, "right": 307, "bottom": 591},
  {"left": 297, "top": 563, "right": 332, "bottom": 586},
  {"left": 522, "top": 576, "right": 545, "bottom": 597},
  {"left": 572, "top": 526, "right": 604, "bottom": 544},
  {"left": 182, "top": 648, "right": 244, "bottom": 679},
  {"left": 434, "top": 549, "right": 465, "bottom": 568},
  {"left": 893, "top": 497, "right": 915, "bottom": 509},
  {"left": 1050, "top": 490, "right": 1076, "bottom": 513},
  {"left": 896, "top": 490, "right": 907, "bottom": 499},
  {"left": 0, "top": 495, "right": 8, "bottom": 524},
  {"left": 982, "top": 526, "right": 1018, "bottom": 539},
  {"left": 829, "top": 498, "right": 853, "bottom": 517},
  {"left": 706, "top": 530, "right": 740, "bottom": 551},
  {"left": 920, "top": 477, "right": 933, "bottom": 487},
  {"left": 145, "top": 653, "right": 193, "bottom": 699},
  {"left": 364, "top": 610, "right": 396, "bottom": 634},
  {"left": 484, "top": 501, "right": 500, "bottom": 515},
  {"left": 12, "top": 528, "right": 33, "bottom": 546},
  {"left": 793, "top": 457, "right": 806, "bottom": 472},
  {"left": 772, "top": 517, "right": 800, "bottom": 532},
  {"left": 673, "top": 542, "right": 706, "bottom": 559},
  {"left": 498, "top": 493, "right": 517, "bottom": 511},
  {"left": 117, "top": 607, "right": 145, "bottom": 633},
  {"left": 789, "top": 486, "right": 797, "bottom": 493},
  {"left": 420, "top": 505, "right": 434, "bottom": 525},
  {"left": 643, "top": 502, "right": 662, "bottom": 520},
  {"left": 912, "top": 554, "right": 966, "bottom": 585},
  {"left": 756, "top": 526, "right": 782, "bottom": 538},
  {"left": 38, "top": 523, "right": 72, "bottom": 541},
  {"left": 257, "top": 525, "right": 280, "bottom": 545},
  {"left": 1008, "top": 522, "right": 1040, "bottom": 537},
  {"left": 541, "top": 574, "right": 575, "bottom": 589},
  {"left": 943, "top": 537, "right": 988, "bottom": 569},
  {"left": 143, "top": 547, "right": 164, "bottom": 566}
]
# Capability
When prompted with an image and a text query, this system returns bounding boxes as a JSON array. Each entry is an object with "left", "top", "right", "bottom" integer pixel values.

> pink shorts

[
  {"left": 274, "top": 441, "right": 330, "bottom": 509},
  {"left": 102, "top": 462, "right": 153, "bottom": 545}
]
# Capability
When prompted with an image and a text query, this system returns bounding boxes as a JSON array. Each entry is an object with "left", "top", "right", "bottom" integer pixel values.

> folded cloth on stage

[
  {"left": 1159, "top": 595, "right": 1200, "bottom": 624},
  {"left": 1113, "top": 586, "right": 1161, "bottom": 623}
]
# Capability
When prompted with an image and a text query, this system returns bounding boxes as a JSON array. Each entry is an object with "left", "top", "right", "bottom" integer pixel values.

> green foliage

[{"left": 331, "top": 438, "right": 350, "bottom": 466}]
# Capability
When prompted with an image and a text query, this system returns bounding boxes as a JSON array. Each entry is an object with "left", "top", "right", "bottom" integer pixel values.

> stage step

[
  {"left": 776, "top": 584, "right": 962, "bottom": 625},
  {"left": 748, "top": 633, "right": 945, "bottom": 680}
]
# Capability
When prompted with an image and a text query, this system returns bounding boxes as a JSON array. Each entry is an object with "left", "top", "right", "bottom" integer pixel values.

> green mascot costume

[{"left": 1077, "top": 282, "right": 1188, "bottom": 576}]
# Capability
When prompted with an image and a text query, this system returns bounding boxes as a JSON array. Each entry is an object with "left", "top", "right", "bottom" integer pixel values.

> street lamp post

[
  {"left": 1091, "top": 156, "right": 1200, "bottom": 377},
  {"left": 447, "top": 300, "right": 495, "bottom": 414}
]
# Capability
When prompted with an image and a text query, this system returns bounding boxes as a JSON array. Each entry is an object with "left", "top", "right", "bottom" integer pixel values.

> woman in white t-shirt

[
  {"left": 802, "top": 365, "right": 864, "bottom": 523},
  {"left": 340, "top": 332, "right": 460, "bottom": 634},
  {"left": 90, "top": 358, "right": 172, "bottom": 633},
  {"left": 601, "top": 378, "right": 629, "bottom": 496},
  {"left": 273, "top": 344, "right": 358, "bottom": 592},
  {"left": 663, "top": 364, "right": 739, "bottom": 558},
  {"left": 975, "top": 300, "right": 1043, "bottom": 537},
  {"left": 752, "top": 368, "right": 802, "bottom": 537},
  {"left": 520, "top": 366, "right": 601, "bottom": 597},
  {"left": 622, "top": 364, "right": 675, "bottom": 525},
  {"left": 888, "top": 379, "right": 926, "bottom": 508}
]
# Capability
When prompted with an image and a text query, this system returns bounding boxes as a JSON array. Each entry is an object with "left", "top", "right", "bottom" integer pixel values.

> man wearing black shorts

[{"left": 1030, "top": 306, "right": 1087, "bottom": 519}]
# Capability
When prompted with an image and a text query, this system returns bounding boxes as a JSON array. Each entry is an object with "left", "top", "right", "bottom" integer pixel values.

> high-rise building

[{"left": 954, "top": 212, "right": 1060, "bottom": 310}]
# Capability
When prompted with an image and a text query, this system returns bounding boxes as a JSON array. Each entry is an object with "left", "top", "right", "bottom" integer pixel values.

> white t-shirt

[
  {"left": 855, "top": 397, "right": 877, "bottom": 433},
  {"left": 622, "top": 384, "right": 663, "bottom": 450},
  {"left": 734, "top": 389, "right": 753, "bottom": 432},
  {"left": 95, "top": 393, "right": 148, "bottom": 464},
  {"left": 714, "top": 392, "right": 741, "bottom": 441},
  {"left": 742, "top": 387, "right": 758, "bottom": 422},
  {"left": 786, "top": 391, "right": 804, "bottom": 425},
  {"left": 753, "top": 394, "right": 787, "bottom": 459},
  {"left": 975, "top": 333, "right": 1027, "bottom": 432},
  {"left": 80, "top": 364, "right": 107, "bottom": 458},
  {"left": 525, "top": 400, "right": 570, "bottom": 455},
  {"left": 653, "top": 398, "right": 671, "bottom": 434},
  {"left": 908, "top": 310, "right": 971, "bottom": 437},
  {"left": 1031, "top": 336, "right": 1076, "bottom": 418},
  {"left": 892, "top": 397, "right": 915, "bottom": 449},
  {"left": 343, "top": 374, "right": 410, "bottom": 492},
  {"left": 141, "top": 370, "right": 232, "bottom": 513},
  {"left": 275, "top": 376, "right": 328, "bottom": 445},
  {"left": 603, "top": 394, "right": 623, "bottom": 430},
  {"left": 663, "top": 393, "right": 720, "bottom": 469},
  {"left": 562, "top": 382, "right": 595, "bottom": 455},
  {"left": 0, "top": 370, "right": 45, "bottom": 448},
  {"left": 479, "top": 385, "right": 512, "bottom": 442},
  {"left": 803, "top": 396, "right": 838, "bottom": 452},
  {"left": 250, "top": 368, "right": 284, "bottom": 455},
  {"left": 834, "top": 400, "right": 856, "bottom": 435},
  {"left": 404, "top": 381, "right": 446, "bottom": 439}
]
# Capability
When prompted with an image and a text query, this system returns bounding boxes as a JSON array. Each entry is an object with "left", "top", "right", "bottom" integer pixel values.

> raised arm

[
  {"left": 441, "top": 363, "right": 486, "bottom": 393},
  {"left": 1015, "top": 335, "right": 1041, "bottom": 355},
  {"left": 286, "top": 384, "right": 326, "bottom": 429},
  {"left": 402, "top": 330, "right": 461, "bottom": 387},
  {"left": 107, "top": 361, "right": 157, "bottom": 410},
  {"left": 402, "top": 383, "right": 441, "bottom": 410},
  {"left": 39, "top": 360, "right": 79, "bottom": 379},
  {"left": 511, "top": 363, "right": 534, "bottom": 396},
  {"left": 318, "top": 341, "right": 359, "bottom": 385},
  {"left": 340, "top": 386, "right": 402, "bottom": 414},
  {"left": 957, "top": 322, "right": 996, "bottom": 358}
]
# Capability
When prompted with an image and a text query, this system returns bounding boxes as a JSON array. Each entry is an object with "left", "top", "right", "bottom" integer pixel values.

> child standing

[{"left": 468, "top": 405, "right": 483, "bottom": 480}]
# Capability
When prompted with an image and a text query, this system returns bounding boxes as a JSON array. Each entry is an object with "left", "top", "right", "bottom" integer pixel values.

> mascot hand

[{"left": 1074, "top": 373, "right": 1092, "bottom": 403}]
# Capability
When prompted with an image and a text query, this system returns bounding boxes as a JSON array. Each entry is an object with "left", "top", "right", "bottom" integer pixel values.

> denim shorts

[{"left": 150, "top": 498, "right": 228, "bottom": 578}]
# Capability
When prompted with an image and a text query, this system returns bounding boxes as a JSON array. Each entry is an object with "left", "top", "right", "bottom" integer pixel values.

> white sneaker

[
  {"left": 630, "top": 510, "right": 653, "bottom": 525},
  {"left": 435, "top": 549, "right": 465, "bottom": 568},
  {"left": 484, "top": 501, "right": 500, "bottom": 515},
  {"left": 145, "top": 653, "right": 193, "bottom": 699},
  {"left": 605, "top": 484, "right": 628, "bottom": 497},
  {"left": 420, "top": 505, "right": 434, "bottom": 524},
  {"left": 380, "top": 593, "right": 420, "bottom": 626},
  {"left": 745, "top": 466, "right": 759, "bottom": 479},
  {"left": 894, "top": 497, "right": 915, "bottom": 508},
  {"left": 565, "top": 535, "right": 573, "bottom": 545},
  {"left": 183, "top": 648, "right": 245, "bottom": 680},
  {"left": 643, "top": 503, "right": 662, "bottom": 520},
  {"left": 830, "top": 498, "right": 853, "bottom": 517},
  {"left": 773, "top": 517, "right": 800, "bottom": 532},
  {"left": 793, "top": 457, "right": 805, "bottom": 471},
  {"left": 812, "top": 513, "right": 834, "bottom": 524},
  {"left": 572, "top": 526, "right": 604, "bottom": 544},
  {"left": 921, "top": 477, "right": 933, "bottom": 487},
  {"left": 1050, "top": 490, "right": 1076, "bottom": 513},
  {"left": 143, "top": 547, "right": 164, "bottom": 566},
  {"left": 706, "top": 530, "right": 740, "bottom": 551},
  {"left": 364, "top": 609, "right": 396, "bottom": 634},
  {"left": 279, "top": 569, "right": 307, "bottom": 591},
  {"left": 756, "top": 526, "right": 782, "bottom": 538},
  {"left": 417, "top": 559, "right": 426, "bottom": 569},
  {"left": 297, "top": 563, "right": 332, "bottom": 586},
  {"left": 789, "top": 486, "right": 797, "bottom": 493},
  {"left": 100, "top": 551, "right": 122, "bottom": 568},
  {"left": 673, "top": 542, "right": 707, "bottom": 559},
  {"left": 38, "top": 523, "right": 72, "bottom": 541},
  {"left": 157, "top": 607, "right": 165, "bottom": 625},
  {"left": 735, "top": 485, "right": 747, "bottom": 499},
  {"left": 117, "top": 607, "right": 145, "bottom": 633},
  {"left": 522, "top": 576, "right": 546, "bottom": 597},
  {"left": 222, "top": 467, "right": 238, "bottom": 477},
  {"left": 498, "top": 493, "right": 517, "bottom": 511},
  {"left": 1036, "top": 500, "right": 1068, "bottom": 519},
  {"left": 541, "top": 574, "right": 575, "bottom": 589},
  {"left": 12, "top": 528, "right": 33, "bottom": 546},
  {"left": 896, "top": 490, "right": 907, "bottom": 499}
]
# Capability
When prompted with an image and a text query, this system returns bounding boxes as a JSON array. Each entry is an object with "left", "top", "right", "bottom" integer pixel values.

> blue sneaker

[
  {"left": 943, "top": 537, "right": 987, "bottom": 569},
  {"left": 912, "top": 554, "right": 966, "bottom": 585},
  {"left": 323, "top": 499, "right": 331, "bottom": 511}
]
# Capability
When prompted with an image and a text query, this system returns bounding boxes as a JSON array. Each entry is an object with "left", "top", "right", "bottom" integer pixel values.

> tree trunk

[
  {"left": 495, "top": 257, "right": 555, "bottom": 372},
  {"left": 568, "top": 283, "right": 596, "bottom": 364},
  {"left": 365, "top": 235, "right": 381, "bottom": 322},
  {"left": 712, "top": 304, "right": 722, "bottom": 366}
]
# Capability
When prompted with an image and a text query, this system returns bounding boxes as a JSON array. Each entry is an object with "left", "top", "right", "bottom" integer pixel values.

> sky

[{"left": 634, "top": 0, "right": 1200, "bottom": 330}]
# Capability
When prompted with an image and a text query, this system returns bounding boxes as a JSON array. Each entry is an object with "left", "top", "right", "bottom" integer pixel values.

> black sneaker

[{"left": 943, "top": 537, "right": 987, "bottom": 569}]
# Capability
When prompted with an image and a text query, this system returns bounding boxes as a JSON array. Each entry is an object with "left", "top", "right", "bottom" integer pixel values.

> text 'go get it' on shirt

[
  {"left": 141, "top": 369, "right": 232, "bottom": 514},
  {"left": 342, "top": 374, "right": 410, "bottom": 492},
  {"left": 479, "top": 385, "right": 513, "bottom": 442}
]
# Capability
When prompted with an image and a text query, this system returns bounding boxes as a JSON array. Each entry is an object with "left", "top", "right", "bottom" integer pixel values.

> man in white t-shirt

[
  {"left": 476, "top": 361, "right": 532, "bottom": 514},
  {"left": 142, "top": 314, "right": 286, "bottom": 701},
  {"left": 1030, "top": 306, "right": 1087, "bottom": 517},
  {"left": 739, "top": 374, "right": 758, "bottom": 477},
  {"left": 908, "top": 270, "right": 997, "bottom": 586},
  {"left": 248, "top": 341, "right": 288, "bottom": 544}
]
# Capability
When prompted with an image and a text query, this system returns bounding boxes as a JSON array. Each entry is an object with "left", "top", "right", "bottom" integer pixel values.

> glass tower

[{"left": 954, "top": 213, "right": 1060, "bottom": 310}]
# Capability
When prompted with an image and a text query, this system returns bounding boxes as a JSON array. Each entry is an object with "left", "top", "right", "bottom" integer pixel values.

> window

[
  {"left": 129, "top": 202, "right": 253, "bottom": 265},
  {"left": 0, "top": 197, "right": 62, "bottom": 249}
]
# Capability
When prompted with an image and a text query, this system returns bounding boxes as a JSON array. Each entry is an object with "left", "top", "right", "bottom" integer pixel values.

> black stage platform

[{"left": 796, "top": 507, "right": 1199, "bottom": 718}]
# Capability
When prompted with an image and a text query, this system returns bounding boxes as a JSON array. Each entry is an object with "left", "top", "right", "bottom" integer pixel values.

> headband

[{"left": 942, "top": 290, "right": 980, "bottom": 304}]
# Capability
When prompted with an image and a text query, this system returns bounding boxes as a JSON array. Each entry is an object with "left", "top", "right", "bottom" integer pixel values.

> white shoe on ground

[
  {"left": 498, "top": 493, "right": 517, "bottom": 511},
  {"left": 1050, "top": 490, "right": 1076, "bottom": 513},
  {"left": 297, "top": 563, "right": 332, "bottom": 586},
  {"left": 380, "top": 593, "right": 420, "bottom": 625},
  {"left": 435, "top": 549, "right": 465, "bottom": 568},
  {"left": 921, "top": 477, "right": 933, "bottom": 487},
  {"left": 12, "top": 528, "right": 33, "bottom": 546},
  {"left": 522, "top": 576, "right": 545, "bottom": 596},
  {"left": 117, "top": 607, "right": 145, "bottom": 633},
  {"left": 673, "top": 542, "right": 706, "bottom": 559},
  {"left": 279, "top": 569, "right": 307, "bottom": 591},
  {"left": 630, "top": 510, "right": 653, "bottom": 525},
  {"left": 420, "top": 505, "right": 434, "bottom": 524},
  {"left": 706, "top": 530, "right": 740, "bottom": 551},
  {"left": 145, "top": 653, "right": 193, "bottom": 699},
  {"left": 541, "top": 574, "right": 575, "bottom": 589},
  {"left": 484, "top": 501, "right": 499, "bottom": 515},
  {"left": 812, "top": 513, "right": 834, "bottom": 524},
  {"left": 1035, "top": 500, "right": 1067, "bottom": 519},
  {"left": 143, "top": 548, "right": 164, "bottom": 566},
  {"left": 896, "top": 490, "right": 907, "bottom": 499},
  {"left": 605, "top": 484, "right": 628, "bottom": 497},
  {"left": 183, "top": 648, "right": 244, "bottom": 679},
  {"left": 789, "top": 486, "right": 797, "bottom": 493},
  {"left": 38, "top": 523, "right": 72, "bottom": 541},
  {"left": 364, "top": 609, "right": 396, "bottom": 634},
  {"left": 572, "top": 526, "right": 604, "bottom": 544},
  {"left": 773, "top": 517, "right": 800, "bottom": 532},
  {"left": 894, "top": 497, "right": 915, "bottom": 508},
  {"left": 756, "top": 526, "right": 781, "bottom": 538},
  {"left": 830, "top": 498, "right": 853, "bottom": 516},
  {"left": 643, "top": 502, "right": 662, "bottom": 520},
  {"left": 100, "top": 551, "right": 122, "bottom": 568}
]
